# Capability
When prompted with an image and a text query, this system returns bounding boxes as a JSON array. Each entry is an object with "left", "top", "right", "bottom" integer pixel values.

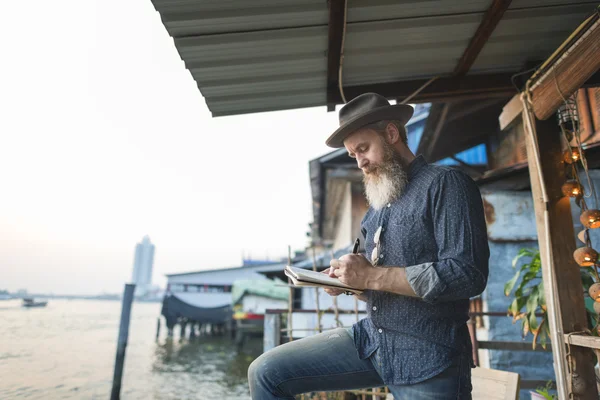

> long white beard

[{"left": 363, "top": 161, "right": 407, "bottom": 210}]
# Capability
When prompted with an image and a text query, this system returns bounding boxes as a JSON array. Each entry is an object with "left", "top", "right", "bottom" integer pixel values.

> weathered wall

[
  {"left": 481, "top": 190, "right": 555, "bottom": 397},
  {"left": 332, "top": 183, "right": 353, "bottom": 251}
]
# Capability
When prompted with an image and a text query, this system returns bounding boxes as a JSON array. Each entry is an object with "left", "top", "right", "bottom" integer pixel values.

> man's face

[
  {"left": 344, "top": 128, "right": 388, "bottom": 175},
  {"left": 344, "top": 126, "right": 407, "bottom": 210}
]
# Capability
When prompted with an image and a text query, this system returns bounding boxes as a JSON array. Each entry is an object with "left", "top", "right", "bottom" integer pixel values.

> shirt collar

[{"left": 407, "top": 154, "right": 427, "bottom": 180}]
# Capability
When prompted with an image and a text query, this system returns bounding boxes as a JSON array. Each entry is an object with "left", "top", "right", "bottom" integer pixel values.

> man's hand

[
  {"left": 330, "top": 254, "right": 382, "bottom": 290},
  {"left": 321, "top": 268, "right": 345, "bottom": 296}
]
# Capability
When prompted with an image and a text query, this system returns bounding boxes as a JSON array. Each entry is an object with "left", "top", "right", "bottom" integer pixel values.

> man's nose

[{"left": 357, "top": 157, "right": 368, "bottom": 170}]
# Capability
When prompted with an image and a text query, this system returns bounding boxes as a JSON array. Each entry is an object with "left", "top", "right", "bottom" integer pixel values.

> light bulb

[
  {"left": 563, "top": 147, "right": 582, "bottom": 164},
  {"left": 581, "top": 210, "right": 600, "bottom": 229},
  {"left": 590, "top": 283, "right": 600, "bottom": 302},
  {"left": 562, "top": 180, "right": 582, "bottom": 197},
  {"left": 574, "top": 246, "right": 599, "bottom": 266}
]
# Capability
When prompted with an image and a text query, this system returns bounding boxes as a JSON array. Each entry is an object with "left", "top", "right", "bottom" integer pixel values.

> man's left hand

[{"left": 330, "top": 254, "right": 381, "bottom": 290}]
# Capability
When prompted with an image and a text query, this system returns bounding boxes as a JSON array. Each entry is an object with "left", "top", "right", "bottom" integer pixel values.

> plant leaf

[
  {"left": 522, "top": 317, "right": 530, "bottom": 337},
  {"left": 529, "top": 310, "right": 539, "bottom": 333},
  {"left": 526, "top": 286, "right": 539, "bottom": 315},
  {"left": 513, "top": 297, "right": 529, "bottom": 322},
  {"left": 508, "top": 296, "right": 527, "bottom": 318},
  {"left": 512, "top": 248, "right": 534, "bottom": 268},
  {"left": 581, "top": 269, "right": 595, "bottom": 291},
  {"left": 504, "top": 270, "right": 521, "bottom": 296},
  {"left": 516, "top": 270, "right": 541, "bottom": 297}
]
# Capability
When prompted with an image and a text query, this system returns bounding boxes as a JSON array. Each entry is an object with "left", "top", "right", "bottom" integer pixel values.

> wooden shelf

[{"left": 563, "top": 334, "right": 600, "bottom": 350}]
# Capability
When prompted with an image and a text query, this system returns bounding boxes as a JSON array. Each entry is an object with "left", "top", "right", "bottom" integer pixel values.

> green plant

[
  {"left": 504, "top": 248, "right": 597, "bottom": 350},
  {"left": 504, "top": 248, "right": 550, "bottom": 349},
  {"left": 533, "top": 380, "right": 556, "bottom": 399}
]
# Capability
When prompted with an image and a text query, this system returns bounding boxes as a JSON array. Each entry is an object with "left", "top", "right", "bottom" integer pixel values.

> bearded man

[{"left": 248, "top": 93, "right": 489, "bottom": 400}]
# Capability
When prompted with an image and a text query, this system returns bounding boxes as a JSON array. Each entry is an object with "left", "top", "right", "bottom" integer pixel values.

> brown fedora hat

[{"left": 326, "top": 93, "right": 414, "bottom": 148}]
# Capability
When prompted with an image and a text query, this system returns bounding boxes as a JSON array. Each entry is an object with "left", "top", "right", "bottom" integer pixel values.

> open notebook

[{"left": 284, "top": 265, "right": 363, "bottom": 295}]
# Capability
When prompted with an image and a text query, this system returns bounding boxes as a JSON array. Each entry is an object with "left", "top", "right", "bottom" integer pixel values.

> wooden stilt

[
  {"left": 179, "top": 320, "right": 187, "bottom": 341},
  {"left": 155, "top": 317, "right": 160, "bottom": 341}
]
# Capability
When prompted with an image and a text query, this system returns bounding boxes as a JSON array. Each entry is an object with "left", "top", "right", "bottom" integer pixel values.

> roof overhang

[{"left": 150, "top": 0, "right": 597, "bottom": 116}]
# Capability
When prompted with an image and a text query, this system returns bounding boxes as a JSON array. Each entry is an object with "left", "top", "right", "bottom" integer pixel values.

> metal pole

[{"left": 110, "top": 283, "right": 135, "bottom": 400}]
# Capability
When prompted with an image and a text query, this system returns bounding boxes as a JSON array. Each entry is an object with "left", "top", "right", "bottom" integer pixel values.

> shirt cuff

[{"left": 405, "top": 262, "right": 447, "bottom": 303}]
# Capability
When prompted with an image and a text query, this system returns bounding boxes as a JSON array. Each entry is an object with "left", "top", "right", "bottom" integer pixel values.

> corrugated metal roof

[
  {"left": 471, "top": 1, "right": 597, "bottom": 73},
  {"left": 150, "top": 0, "right": 598, "bottom": 116}
]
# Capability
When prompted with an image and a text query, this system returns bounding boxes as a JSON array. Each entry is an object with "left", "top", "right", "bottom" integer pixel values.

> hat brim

[{"left": 325, "top": 104, "right": 415, "bottom": 148}]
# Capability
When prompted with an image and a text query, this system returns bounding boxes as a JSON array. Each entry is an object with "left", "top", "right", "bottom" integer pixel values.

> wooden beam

[
  {"left": 477, "top": 340, "right": 552, "bottom": 352},
  {"left": 454, "top": 0, "right": 512, "bottom": 75},
  {"left": 531, "top": 15, "right": 600, "bottom": 120},
  {"left": 343, "top": 73, "right": 516, "bottom": 105},
  {"left": 445, "top": 98, "right": 506, "bottom": 124},
  {"left": 525, "top": 116, "right": 598, "bottom": 399},
  {"left": 417, "top": 103, "right": 449, "bottom": 159},
  {"left": 564, "top": 334, "right": 600, "bottom": 350},
  {"left": 326, "top": 0, "right": 346, "bottom": 111},
  {"left": 498, "top": 93, "right": 523, "bottom": 131}
]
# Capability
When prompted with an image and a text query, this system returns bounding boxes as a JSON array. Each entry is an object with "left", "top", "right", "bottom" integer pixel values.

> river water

[{"left": 0, "top": 299, "right": 261, "bottom": 399}]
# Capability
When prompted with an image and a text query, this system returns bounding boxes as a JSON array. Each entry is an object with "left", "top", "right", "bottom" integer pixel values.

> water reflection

[
  {"left": 151, "top": 335, "right": 262, "bottom": 399},
  {"left": 0, "top": 300, "right": 258, "bottom": 400}
]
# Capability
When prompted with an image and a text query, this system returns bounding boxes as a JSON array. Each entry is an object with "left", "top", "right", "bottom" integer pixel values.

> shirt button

[
  {"left": 378, "top": 328, "right": 383, "bottom": 333},
  {"left": 387, "top": 203, "right": 391, "bottom": 208},
  {"left": 372, "top": 306, "right": 377, "bottom": 311},
  {"left": 380, "top": 254, "right": 384, "bottom": 258}
]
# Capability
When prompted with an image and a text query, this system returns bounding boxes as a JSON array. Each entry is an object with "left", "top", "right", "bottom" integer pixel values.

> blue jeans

[{"left": 248, "top": 327, "right": 472, "bottom": 399}]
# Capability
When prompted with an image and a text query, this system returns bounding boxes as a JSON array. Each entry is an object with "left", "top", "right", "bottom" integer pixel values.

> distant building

[{"left": 131, "top": 235, "right": 155, "bottom": 296}]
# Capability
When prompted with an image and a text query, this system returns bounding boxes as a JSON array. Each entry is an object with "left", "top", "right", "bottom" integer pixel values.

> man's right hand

[{"left": 321, "top": 267, "right": 344, "bottom": 296}]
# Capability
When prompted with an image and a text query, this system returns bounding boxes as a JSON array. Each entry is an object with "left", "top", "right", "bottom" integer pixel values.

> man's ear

[{"left": 385, "top": 122, "right": 400, "bottom": 145}]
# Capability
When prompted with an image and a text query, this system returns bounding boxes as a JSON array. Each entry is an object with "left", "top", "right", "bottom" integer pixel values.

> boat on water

[{"left": 22, "top": 298, "right": 48, "bottom": 308}]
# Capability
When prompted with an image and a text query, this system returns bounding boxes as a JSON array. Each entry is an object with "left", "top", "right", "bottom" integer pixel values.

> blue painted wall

[{"left": 485, "top": 240, "right": 555, "bottom": 399}]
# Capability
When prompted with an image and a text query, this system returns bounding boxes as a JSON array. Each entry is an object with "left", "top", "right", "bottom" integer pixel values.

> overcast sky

[{"left": 0, "top": 0, "right": 342, "bottom": 295}]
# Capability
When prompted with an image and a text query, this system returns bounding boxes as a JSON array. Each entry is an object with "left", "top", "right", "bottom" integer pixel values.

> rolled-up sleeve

[{"left": 406, "top": 170, "right": 489, "bottom": 303}]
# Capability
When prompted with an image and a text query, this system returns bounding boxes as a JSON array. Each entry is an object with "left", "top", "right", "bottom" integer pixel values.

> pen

[
  {"left": 344, "top": 238, "right": 360, "bottom": 295},
  {"left": 352, "top": 237, "right": 360, "bottom": 254}
]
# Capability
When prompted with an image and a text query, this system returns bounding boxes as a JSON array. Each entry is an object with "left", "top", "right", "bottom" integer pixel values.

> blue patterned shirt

[{"left": 353, "top": 155, "right": 489, "bottom": 385}]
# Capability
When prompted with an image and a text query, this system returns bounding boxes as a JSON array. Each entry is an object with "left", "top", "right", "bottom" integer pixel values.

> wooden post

[
  {"left": 287, "top": 245, "right": 294, "bottom": 341},
  {"left": 524, "top": 116, "right": 598, "bottom": 399},
  {"left": 155, "top": 317, "right": 160, "bottom": 341},
  {"left": 180, "top": 320, "right": 187, "bottom": 340},
  {"left": 467, "top": 316, "right": 480, "bottom": 367},
  {"left": 110, "top": 283, "right": 135, "bottom": 400},
  {"left": 189, "top": 321, "right": 196, "bottom": 339},
  {"left": 331, "top": 249, "right": 342, "bottom": 328},
  {"left": 263, "top": 313, "right": 281, "bottom": 352},
  {"left": 311, "top": 246, "right": 322, "bottom": 333}
]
